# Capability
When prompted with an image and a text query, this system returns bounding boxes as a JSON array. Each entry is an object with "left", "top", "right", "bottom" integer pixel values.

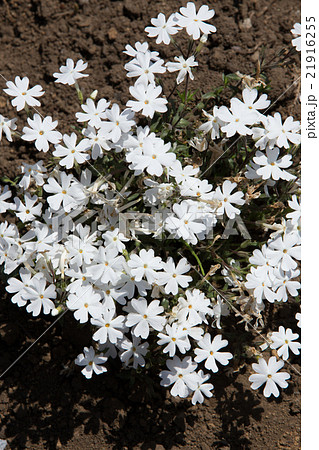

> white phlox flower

[
  {"left": 75, "top": 97, "right": 110, "bottom": 128},
  {"left": 157, "top": 257, "right": 192, "bottom": 295},
  {"left": 127, "top": 82, "right": 168, "bottom": 118},
  {"left": 237, "top": 88, "right": 270, "bottom": 119},
  {"left": 143, "top": 179, "right": 175, "bottom": 206},
  {"left": 43, "top": 172, "right": 87, "bottom": 212},
  {"left": 6, "top": 268, "right": 34, "bottom": 307},
  {"left": 14, "top": 193, "right": 42, "bottom": 223},
  {"left": 86, "top": 246, "right": 124, "bottom": 285},
  {"left": 176, "top": 289, "right": 213, "bottom": 324},
  {"left": 291, "top": 23, "right": 301, "bottom": 51},
  {"left": 123, "top": 41, "right": 160, "bottom": 61},
  {"left": 0, "top": 186, "right": 15, "bottom": 213},
  {"left": 81, "top": 125, "right": 111, "bottom": 159},
  {"left": 159, "top": 355, "right": 198, "bottom": 398},
  {"left": 75, "top": 346, "right": 108, "bottom": 379},
  {"left": 249, "top": 356, "right": 290, "bottom": 397},
  {"left": 127, "top": 248, "right": 163, "bottom": 284},
  {"left": 164, "top": 200, "right": 206, "bottom": 245},
  {"left": 198, "top": 107, "right": 224, "bottom": 140},
  {"left": 145, "top": 12, "right": 181, "bottom": 45},
  {"left": 91, "top": 309, "right": 126, "bottom": 344},
  {"left": 157, "top": 322, "right": 191, "bottom": 356},
  {"left": 53, "top": 58, "right": 88, "bottom": 85},
  {"left": 125, "top": 297, "right": 165, "bottom": 339},
  {"left": 245, "top": 266, "right": 277, "bottom": 304},
  {"left": 267, "top": 232, "right": 301, "bottom": 272},
  {"left": 272, "top": 268, "right": 300, "bottom": 302},
  {"left": 100, "top": 104, "right": 135, "bottom": 143},
  {"left": 23, "top": 275, "right": 56, "bottom": 316},
  {"left": 4, "top": 76, "right": 44, "bottom": 111},
  {"left": 176, "top": 2, "right": 216, "bottom": 40},
  {"left": 212, "top": 295, "right": 230, "bottom": 329},
  {"left": 253, "top": 112, "right": 301, "bottom": 149},
  {"left": 166, "top": 55, "right": 198, "bottom": 84},
  {"left": 295, "top": 312, "right": 301, "bottom": 328},
  {"left": 118, "top": 334, "right": 149, "bottom": 368},
  {"left": 22, "top": 114, "right": 62, "bottom": 152},
  {"left": 124, "top": 51, "right": 166, "bottom": 85},
  {"left": 191, "top": 370, "right": 214, "bottom": 405},
  {"left": 286, "top": 195, "right": 301, "bottom": 225},
  {"left": 67, "top": 284, "right": 103, "bottom": 323},
  {"left": 270, "top": 326, "right": 301, "bottom": 360},
  {"left": 253, "top": 147, "right": 295, "bottom": 181},
  {"left": 217, "top": 97, "right": 259, "bottom": 137},
  {"left": 53, "top": 132, "right": 90, "bottom": 168},
  {"left": 194, "top": 333, "right": 233, "bottom": 372},
  {"left": 0, "top": 114, "right": 17, "bottom": 142},
  {"left": 168, "top": 160, "right": 199, "bottom": 184},
  {"left": 19, "top": 161, "right": 47, "bottom": 190},
  {"left": 213, "top": 180, "right": 245, "bottom": 219}
]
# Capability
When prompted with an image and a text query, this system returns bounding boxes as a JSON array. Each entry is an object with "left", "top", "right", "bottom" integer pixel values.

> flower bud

[
  {"left": 51, "top": 306, "right": 63, "bottom": 316},
  {"left": 90, "top": 89, "right": 98, "bottom": 100},
  {"left": 200, "top": 34, "right": 208, "bottom": 44}
]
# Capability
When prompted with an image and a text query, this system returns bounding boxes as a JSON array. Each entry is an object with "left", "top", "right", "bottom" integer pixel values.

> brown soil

[{"left": 0, "top": 0, "right": 300, "bottom": 449}]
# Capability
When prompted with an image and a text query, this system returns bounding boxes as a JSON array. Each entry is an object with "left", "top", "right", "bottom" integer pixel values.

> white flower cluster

[
  {"left": 245, "top": 195, "right": 301, "bottom": 306},
  {"left": 0, "top": 2, "right": 300, "bottom": 402}
]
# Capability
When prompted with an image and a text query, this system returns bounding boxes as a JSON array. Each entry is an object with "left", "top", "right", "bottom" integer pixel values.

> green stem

[
  {"left": 74, "top": 82, "right": 84, "bottom": 104},
  {"left": 184, "top": 241, "right": 205, "bottom": 276},
  {"left": 24, "top": 105, "right": 32, "bottom": 118}
]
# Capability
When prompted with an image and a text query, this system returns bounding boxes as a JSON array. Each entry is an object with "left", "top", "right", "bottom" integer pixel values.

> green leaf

[
  {"left": 150, "top": 116, "right": 161, "bottom": 132},
  {"left": 127, "top": 192, "right": 140, "bottom": 201},
  {"left": 226, "top": 73, "right": 241, "bottom": 80},
  {"left": 178, "top": 118, "right": 190, "bottom": 128},
  {"left": 202, "top": 92, "right": 216, "bottom": 100}
]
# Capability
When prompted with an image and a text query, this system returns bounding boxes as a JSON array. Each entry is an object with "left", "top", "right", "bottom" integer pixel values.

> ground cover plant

[{"left": 0, "top": 1, "right": 300, "bottom": 448}]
